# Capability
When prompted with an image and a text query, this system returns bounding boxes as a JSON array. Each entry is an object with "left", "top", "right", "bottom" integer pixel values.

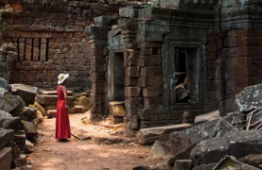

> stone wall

[
  {"left": 1, "top": 0, "right": 122, "bottom": 91},
  {"left": 206, "top": 29, "right": 262, "bottom": 114}
]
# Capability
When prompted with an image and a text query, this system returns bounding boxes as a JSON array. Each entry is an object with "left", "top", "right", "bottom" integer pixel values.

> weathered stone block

[
  {"left": 91, "top": 73, "right": 105, "bottom": 83},
  {"left": 169, "top": 119, "right": 237, "bottom": 155},
  {"left": 0, "top": 147, "right": 12, "bottom": 170},
  {"left": 174, "top": 160, "right": 192, "bottom": 170},
  {"left": 46, "top": 110, "right": 56, "bottom": 118},
  {"left": 141, "top": 66, "right": 162, "bottom": 76},
  {"left": 10, "top": 84, "right": 38, "bottom": 105},
  {"left": 0, "top": 94, "right": 25, "bottom": 117},
  {"left": 136, "top": 124, "right": 193, "bottom": 145},
  {"left": 139, "top": 48, "right": 153, "bottom": 56},
  {"left": 36, "top": 95, "right": 75, "bottom": 106},
  {"left": 190, "top": 130, "right": 262, "bottom": 166},
  {"left": 21, "top": 120, "right": 37, "bottom": 139},
  {"left": 143, "top": 87, "right": 163, "bottom": 97},
  {"left": 125, "top": 67, "right": 140, "bottom": 77},
  {"left": 235, "top": 83, "right": 262, "bottom": 112},
  {"left": 125, "top": 87, "right": 141, "bottom": 97},
  {"left": 125, "top": 77, "right": 138, "bottom": 86},
  {"left": 139, "top": 76, "right": 163, "bottom": 87},
  {"left": 92, "top": 83, "right": 106, "bottom": 94},
  {"left": 144, "top": 97, "right": 163, "bottom": 105},
  {"left": 124, "top": 49, "right": 139, "bottom": 67},
  {"left": 137, "top": 42, "right": 161, "bottom": 48},
  {"left": 125, "top": 97, "right": 143, "bottom": 108},
  {"left": 0, "top": 129, "right": 14, "bottom": 149}
]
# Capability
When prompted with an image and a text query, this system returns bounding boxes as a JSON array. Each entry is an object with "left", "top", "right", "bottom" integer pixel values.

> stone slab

[
  {"left": 137, "top": 123, "right": 193, "bottom": 145},
  {"left": 235, "top": 83, "right": 262, "bottom": 112},
  {"left": 194, "top": 110, "right": 221, "bottom": 124},
  {"left": 0, "top": 129, "right": 14, "bottom": 149},
  {"left": 10, "top": 84, "right": 38, "bottom": 105},
  {"left": 37, "top": 89, "right": 73, "bottom": 96},
  {"left": 36, "top": 95, "right": 75, "bottom": 106},
  {"left": 0, "top": 147, "right": 12, "bottom": 170}
]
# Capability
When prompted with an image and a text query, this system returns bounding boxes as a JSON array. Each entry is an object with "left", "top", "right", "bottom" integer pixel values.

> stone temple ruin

[
  {"left": 1, "top": 0, "right": 262, "bottom": 130},
  {"left": 1, "top": 0, "right": 262, "bottom": 169}
]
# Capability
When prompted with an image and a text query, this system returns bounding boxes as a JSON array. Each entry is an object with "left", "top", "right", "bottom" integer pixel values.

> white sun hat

[{"left": 57, "top": 73, "right": 69, "bottom": 85}]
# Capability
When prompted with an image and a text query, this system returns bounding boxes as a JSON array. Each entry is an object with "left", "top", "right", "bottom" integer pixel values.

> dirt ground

[{"left": 27, "top": 112, "right": 164, "bottom": 170}]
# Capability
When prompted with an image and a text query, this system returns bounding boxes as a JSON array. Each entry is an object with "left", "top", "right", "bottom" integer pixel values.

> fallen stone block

[
  {"left": 147, "top": 141, "right": 168, "bottom": 160},
  {"left": 0, "top": 116, "right": 24, "bottom": 131},
  {"left": 235, "top": 83, "right": 262, "bottom": 112},
  {"left": 109, "top": 101, "right": 125, "bottom": 117},
  {"left": 239, "top": 154, "right": 262, "bottom": 168},
  {"left": 137, "top": 123, "right": 193, "bottom": 145},
  {"left": 0, "top": 88, "right": 8, "bottom": 97},
  {"left": 0, "top": 147, "right": 12, "bottom": 170},
  {"left": 213, "top": 155, "right": 259, "bottom": 170},
  {"left": 37, "top": 89, "right": 73, "bottom": 96},
  {"left": 46, "top": 110, "right": 56, "bottom": 118},
  {"left": 69, "top": 105, "right": 85, "bottom": 114},
  {"left": 168, "top": 144, "right": 196, "bottom": 168},
  {"left": 14, "top": 154, "right": 27, "bottom": 168},
  {"left": 10, "top": 84, "right": 38, "bottom": 105},
  {"left": 191, "top": 130, "right": 262, "bottom": 166},
  {"left": 11, "top": 142, "right": 21, "bottom": 160},
  {"left": 36, "top": 95, "right": 75, "bottom": 106},
  {"left": 33, "top": 102, "right": 45, "bottom": 116},
  {"left": 21, "top": 120, "right": 37, "bottom": 139},
  {"left": 169, "top": 119, "right": 237, "bottom": 154},
  {"left": 0, "top": 94, "right": 25, "bottom": 117},
  {"left": 192, "top": 163, "right": 216, "bottom": 170},
  {"left": 0, "top": 77, "right": 10, "bottom": 90},
  {"left": 194, "top": 110, "right": 221, "bottom": 125},
  {"left": 24, "top": 140, "right": 34, "bottom": 154},
  {"left": 0, "top": 128, "right": 14, "bottom": 149},
  {"left": 14, "top": 131, "right": 26, "bottom": 151},
  {"left": 174, "top": 160, "right": 192, "bottom": 170},
  {"left": 20, "top": 107, "right": 37, "bottom": 121}
]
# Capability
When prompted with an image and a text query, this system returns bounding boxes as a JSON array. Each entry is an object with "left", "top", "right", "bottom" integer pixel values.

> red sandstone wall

[
  {"left": 206, "top": 29, "right": 262, "bottom": 114},
  {"left": 1, "top": 0, "right": 121, "bottom": 91}
]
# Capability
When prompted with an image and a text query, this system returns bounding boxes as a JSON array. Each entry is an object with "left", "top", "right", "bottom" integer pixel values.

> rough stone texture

[
  {"left": 0, "top": 94, "right": 25, "bottom": 117},
  {"left": 0, "top": 129, "right": 14, "bottom": 149},
  {"left": 21, "top": 120, "right": 37, "bottom": 139},
  {"left": 239, "top": 154, "right": 262, "bottom": 168},
  {"left": 173, "top": 160, "right": 192, "bottom": 170},
  {"left": 10, "top": 84, "right": 38, "bottom": 106},
  {"left": 168, "top": 119, "right": 238, "bottom": 155},
  {"left": 0, "top": 77, "right": 10, "bottom": 90},
  {"left": 136, "top": 123, "right": 193, "bottom": 145},
  {"left": 190, "top": 130, "right": 262, "bottom": 166},
  {"left": 1, "top": 0, "right": 126, "bottom": 92},
  {"left": 235, "top": 84, "right": 262, "bottom": 112},
  {"left": 36, "top": 95, "right": 75, "bottom": 106},
  {"left": 0, "top": 147, "right": 12, "bottom": 170},
  {"left": 212, "top": 155, "right": 259, "bottom": 170},
  {"left": 20, "top": 107, "right": 37, "bottom": 121}
]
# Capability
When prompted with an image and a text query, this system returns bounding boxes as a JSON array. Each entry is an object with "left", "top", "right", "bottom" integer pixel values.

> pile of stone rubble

[
  {"left": 0, "top": 78, "right": 41, "bottom": 170},
  {"left": 136, "top": 84, "right": 262, "bottom": 170}
]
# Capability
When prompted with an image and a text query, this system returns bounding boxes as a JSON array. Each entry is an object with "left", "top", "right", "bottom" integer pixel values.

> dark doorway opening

[{"left": 107, "top": 52, "right": 125, "bottom": 102}]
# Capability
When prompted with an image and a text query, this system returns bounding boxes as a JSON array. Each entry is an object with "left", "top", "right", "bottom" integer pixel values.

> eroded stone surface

[{"left": 191, "top": 130, "right": 262, "bottom": 166}]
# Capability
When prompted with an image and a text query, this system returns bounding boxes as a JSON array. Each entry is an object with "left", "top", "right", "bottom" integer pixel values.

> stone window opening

[
  {"left": 174, "top": 47, "right": 200, "bottom": 104},
  {"left": 15, "top": 37, "right": 49, "bottom": 62}
]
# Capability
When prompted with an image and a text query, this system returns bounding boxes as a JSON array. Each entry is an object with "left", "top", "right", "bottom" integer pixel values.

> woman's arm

[{"left": 62, "top": 86, "right": 68, "bottom": 108}]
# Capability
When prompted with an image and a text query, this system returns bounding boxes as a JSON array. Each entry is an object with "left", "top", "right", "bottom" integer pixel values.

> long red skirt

[{"left": 56, "top": 100, "right": 71, "bottom": 139}]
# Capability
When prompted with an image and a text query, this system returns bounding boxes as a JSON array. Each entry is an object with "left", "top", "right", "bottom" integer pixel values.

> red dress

[{"left": 56, "top": 85, "right": 71, "bottom": 139}]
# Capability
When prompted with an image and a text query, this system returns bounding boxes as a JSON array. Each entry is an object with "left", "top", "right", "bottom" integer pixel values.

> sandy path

[{"left": 27, "top": 113, "right": 158, "bottom": 170}]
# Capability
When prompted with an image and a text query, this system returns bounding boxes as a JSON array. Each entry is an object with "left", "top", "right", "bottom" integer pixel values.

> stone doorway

[{"left": 107, "top": 51, "right": 125, "bottom": 102}]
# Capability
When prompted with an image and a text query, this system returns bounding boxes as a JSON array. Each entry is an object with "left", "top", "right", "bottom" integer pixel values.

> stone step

[
  {"left": 37, "top": 89, "right": 73, "bottom": 96},
  {"left": 36, "top": 95, "right": 75, "bottom": 106}
]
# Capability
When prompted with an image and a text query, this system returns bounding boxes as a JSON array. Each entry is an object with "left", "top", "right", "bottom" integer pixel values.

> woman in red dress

[{"left": 56, "top": 73, "right": 71, "bottom": 141}]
